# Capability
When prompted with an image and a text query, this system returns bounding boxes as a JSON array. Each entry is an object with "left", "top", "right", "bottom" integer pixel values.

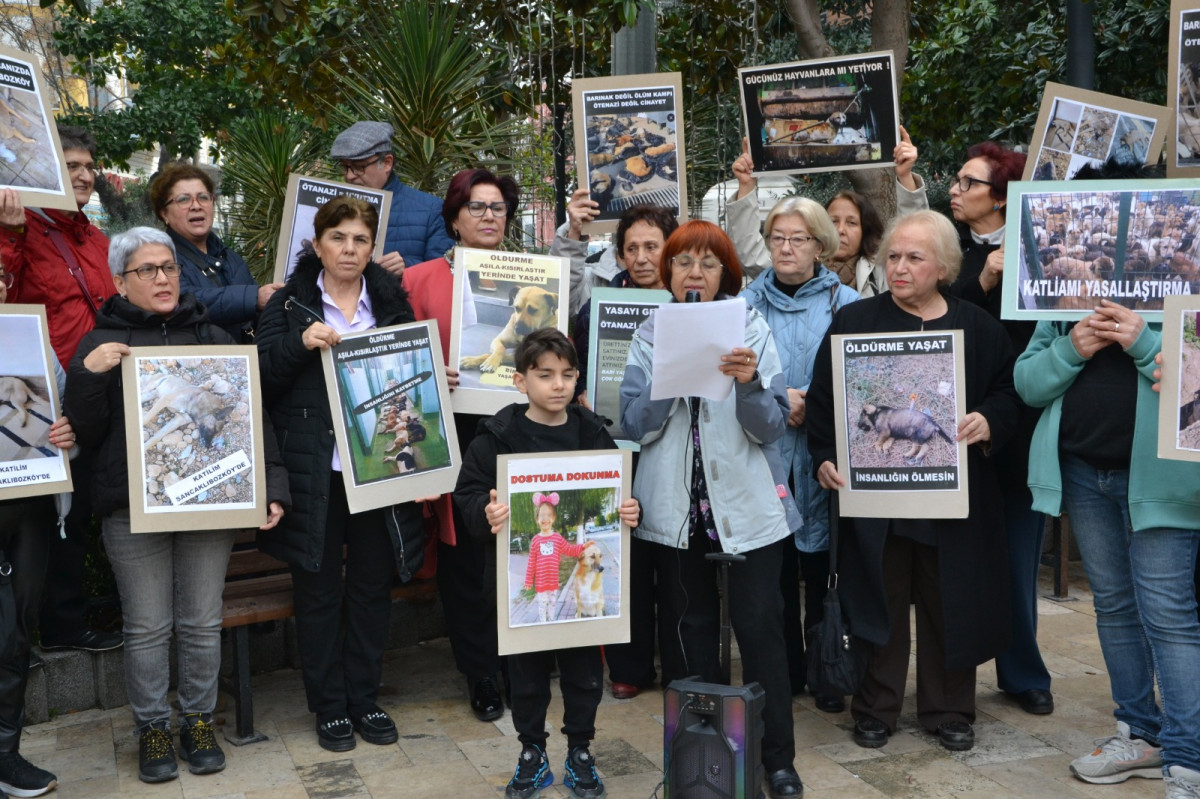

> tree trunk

[{"left": 784, "top": 0, "right": 913, "bottom": 223}]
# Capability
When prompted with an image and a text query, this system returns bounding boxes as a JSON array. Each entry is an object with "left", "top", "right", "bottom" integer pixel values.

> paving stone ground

[{"left": 22, "top": 563, "right": 1170, "bottom": 798}]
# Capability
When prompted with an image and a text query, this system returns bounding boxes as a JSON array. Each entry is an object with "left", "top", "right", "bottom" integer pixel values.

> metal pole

[
  {"left": 612, "top": 2, "right": 657, "bottom": 76},
  {"left": 1065, "top": 0, "right": 1095, "bottom": 90}
]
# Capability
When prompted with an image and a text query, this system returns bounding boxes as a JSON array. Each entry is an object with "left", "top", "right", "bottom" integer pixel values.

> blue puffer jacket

[
  {"left": 383, "top": 174, "right": 455, "bottom": 267},
  {"left": 741, "top": 266, "right": 859, "bottom": 552},
  {"left": 170, "top": 228, "right": 258, "bottom": 341}
]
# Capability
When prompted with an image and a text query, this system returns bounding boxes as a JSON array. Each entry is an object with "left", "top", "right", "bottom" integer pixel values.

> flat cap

[{"left": 330, "top": 121, "right": 394, "bottom": 160}]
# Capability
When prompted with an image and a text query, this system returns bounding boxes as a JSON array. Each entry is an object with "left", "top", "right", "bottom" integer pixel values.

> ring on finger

[
  {"left": 745, "top": 355, "right": 750, "bottom": 364},
  {"left": 1115, "top": 322, "right": 1120, "bottom": 332}
]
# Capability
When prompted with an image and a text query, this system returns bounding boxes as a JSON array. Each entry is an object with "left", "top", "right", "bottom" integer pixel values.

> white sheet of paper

[{"left": 650, "top": 297, "right": 746, "bottom": 401}]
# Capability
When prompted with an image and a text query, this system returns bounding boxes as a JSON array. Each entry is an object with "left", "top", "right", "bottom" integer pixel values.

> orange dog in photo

[
  {"left": 460, "top": 285, "right": 558, "bottom": 373},
  {"left": 572, "top": 542, "right": 606, "bottom": 618}
]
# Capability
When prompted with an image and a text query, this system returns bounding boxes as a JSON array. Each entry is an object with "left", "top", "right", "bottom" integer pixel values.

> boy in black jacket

[{"left": 454, "top": 328, "right": 640, "bottom": 799}]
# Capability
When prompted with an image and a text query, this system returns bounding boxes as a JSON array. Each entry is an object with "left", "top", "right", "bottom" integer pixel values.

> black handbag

[
  {"left": 805, "top": 494, "right": 869, "bottom": 697},
  {"left": 383, "top": 502, "right": 427, "bottom": 584}
]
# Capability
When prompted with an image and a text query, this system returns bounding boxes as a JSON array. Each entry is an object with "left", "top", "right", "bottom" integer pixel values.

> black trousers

[
  {"left": 655, "top": 534, "right": 796, "bottom": 772},
  {"left": 39, "top": 448, "right": 91, "bottom": 642},
  {"left": 0, "top": 498, "right": 52, "bottom": 752},
  {"left": 603, "top": 533, "right": 658, "bottom": 688},
  {"left": 509, "top": 645, "right": 603, "bottom": 750},
  {"left": 436, "top": 501, "right": 500, "bottom": 684},
  {"left": 851, "top": 534, "right": 976, "bottom": 733},
  {"left": 780, "top": 546, "right": 831, "bottom": 694},
  {"left": 290, "top": 478, "right": 395, "bottom": 716}
]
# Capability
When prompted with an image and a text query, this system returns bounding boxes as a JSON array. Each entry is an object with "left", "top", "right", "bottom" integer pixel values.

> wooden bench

[{"left": 220, "top": 529, "right": 437, "bottom": 744}]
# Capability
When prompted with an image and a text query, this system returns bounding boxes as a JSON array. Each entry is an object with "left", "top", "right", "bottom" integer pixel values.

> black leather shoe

[
  {"left": 40, "top": 629, "right": 123, "bottom": 652},
  {"left": 936, "top": 721, "right": 975, "bottom": 751},
  {"left": 766, "top": 766, "right": 804, "bottom": 797},
  {"left": 351, "top": 705, "right": 398, "bottom": 745},
  {"left": 852, "top": 716, "right": 890, "bottom": 748},
  {"left": 471, "top": 676, "right": 504, "bottom": 721},
  {"left": 1011, "top": 689, "right": 1054, "bottom": 715},
  {"left": 316, "top": 715, "right": 356, "bottom": 752},
  {"left": 814, "top": 693, "right": 846, "bottom": 713}
]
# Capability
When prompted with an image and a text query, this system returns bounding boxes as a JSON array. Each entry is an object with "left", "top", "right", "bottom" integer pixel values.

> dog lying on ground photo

[
  {"left": 0, "top": 376, "right": 44, "bottom": 429},
  {"left": 141, "top": 373, "right": 233, "bottom": 449},
  {"left": 857, "top": 402, "right": 954, "bottom": 464},
  {"left": 572, "top": 541, "right": 606, "bottom": 618},
  {"left": 460, "top": 285, "right": 559, "bottom": 373}
]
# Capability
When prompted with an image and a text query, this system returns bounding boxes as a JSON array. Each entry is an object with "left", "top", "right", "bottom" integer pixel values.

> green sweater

[{"left": 1015, "top": 320, "right": 1200, "bottom": 531}]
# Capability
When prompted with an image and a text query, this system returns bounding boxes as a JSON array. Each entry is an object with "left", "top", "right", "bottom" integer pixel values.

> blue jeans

[
  {"left": 1060, "top": 455, "right": 1200, "bottom": 771},
  {"left": 103, "top": 511, "right": 235, "bottom": 728}
]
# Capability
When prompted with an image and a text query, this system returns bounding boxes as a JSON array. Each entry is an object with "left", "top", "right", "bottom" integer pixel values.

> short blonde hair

[
  {"left": 763, "top": 196, "right": 839, "bottom": 262},
  {"left": 877, "top": 210, "right": 963, "bottom": 286}
]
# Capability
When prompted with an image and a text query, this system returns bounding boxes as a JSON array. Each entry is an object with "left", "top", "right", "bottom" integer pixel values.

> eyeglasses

[
  {"left": 169, "top": 192, "right": 215, "bottom": 208},
  {"left": 671, "top": 254, "right": 723, "bottom": 273},
  {"left": 340, "top": 155, "right": 383, "bottom": 177},
  {"left": 952, "top": 175, "right": 994, "bottom": 193},
  {"left": 768, "top": 233, "right": 815, "bottom": 249},
  {"left": 121, "top": 262, "right": 183, "bottom": 280},
  {"left": 465, "top": 201, "right": 508, "bottom": 217},
  {"left": 65, "top": 161, "right": 95, "bottom": 175},
  {"left": 0, "top": 272, "right": 13, "bottom": 289}
]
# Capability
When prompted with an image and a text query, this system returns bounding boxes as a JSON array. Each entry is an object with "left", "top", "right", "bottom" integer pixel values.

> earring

[{"left": 993, "top": 204, "right": 1000, "bottom": 211}]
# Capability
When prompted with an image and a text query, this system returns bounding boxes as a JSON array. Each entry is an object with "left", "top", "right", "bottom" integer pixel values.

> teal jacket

[{"left": 1015, "top": 320, "right": 1200, "bottom": 531}]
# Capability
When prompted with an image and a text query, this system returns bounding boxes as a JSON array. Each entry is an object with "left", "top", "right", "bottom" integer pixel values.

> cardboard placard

[
  {"left": 272, "top": 174, "right": 391, "bottom": 283},
  {"left": 496, "top": 449, "right": 632, "bottom": 656},
  {"left": 1168, "top": 0, "right": 1200, "bottom": 177},
  {"left": 0, "top": 44, "right": 76, "bottom": 212},
  {"left": 321, "top": 320, "right": 460, "bottom": 512},
  {"left": 1158, "top": 295, "right": 1200, "bottom": 460}
]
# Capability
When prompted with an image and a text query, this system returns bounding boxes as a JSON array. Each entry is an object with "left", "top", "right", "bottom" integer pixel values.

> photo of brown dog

[
  {"left": 459, "top": 285, "right": 559, "bottom": 373},
  {"left": 571, "top": 542, "right": 606, "bottom": 618}
]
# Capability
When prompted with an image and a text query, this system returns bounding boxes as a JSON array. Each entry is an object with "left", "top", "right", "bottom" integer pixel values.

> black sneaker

[
  {"left": 471, "top": 676, "right": 504, "bottom": 721},
  {"left": 137, "top": 725, "right": 178, "bottom": 783},
  {"left": 178, "top": 714, "right": 226, "bottom": 775},
  {"left": 506, "top": 744, "right": 553, "bottom": 799},
  {"left": 563, "top": 745, "right": 605, "bottom": 798},
  {"left": 0, "top": 751, "right": 57, "bottom": 797}
]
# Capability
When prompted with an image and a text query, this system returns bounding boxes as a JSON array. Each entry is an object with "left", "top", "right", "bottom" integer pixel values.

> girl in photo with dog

[
  {"left": 454, "top": 327, "right": 640, "bottom": 799},
  {"left": 521, "top": 491, "right": 589, "bottom": 623}
]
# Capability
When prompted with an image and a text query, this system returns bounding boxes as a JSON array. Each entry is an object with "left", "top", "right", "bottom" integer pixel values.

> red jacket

[
  {"left": 2, "top": 209, "right": 114, "bottom": 367},
  {"left": 401, "top": 255, "right": 453, "bottom": 360}
]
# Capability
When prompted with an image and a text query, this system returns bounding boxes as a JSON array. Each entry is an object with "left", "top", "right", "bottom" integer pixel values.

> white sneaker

[
  {"left": 1166, "top": 765, "right": 1200, "bottom": 799},
  {"left": 1070, "top": 721, "right": 1164, "bottom": 784}
]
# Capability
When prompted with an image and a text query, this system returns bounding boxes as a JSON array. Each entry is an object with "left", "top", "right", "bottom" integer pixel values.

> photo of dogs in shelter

[
  {"left": 0, "top": 316, "right": 56, "bottom": 463},
  {"left": 333, "top": 348, "right": 451, "bottom": 487},
  {"left": 841, "top": 345, "right": 958, "bottom": 470},
  {"left": 1175, "top": 9, "right": 1200, "bottom": 169},
  {"left": 1014, "top": 187, "right": 1200, "bottom": 315},
  {"left": 506, "top": 487, "right": 622, "bottom": 627},
  {"left": 1035, "top": 98, "right": 1158, "bottom": 180},
  {"left": 583, "top": 106, "right": 680, "bottom": 221},
  {"left": 135, "top": 355, "right": 255, "bottom": 508},
  {"left": 456, "top": 273, "right": 562, "bottom": 391},
  {"left": 1174, "top": 310, "right": 1200, "bottom": 450}
]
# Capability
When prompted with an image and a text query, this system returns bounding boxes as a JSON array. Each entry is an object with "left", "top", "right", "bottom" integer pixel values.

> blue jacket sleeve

[{"left": 178, "top": 259, "right": 257, "bottom": 328}]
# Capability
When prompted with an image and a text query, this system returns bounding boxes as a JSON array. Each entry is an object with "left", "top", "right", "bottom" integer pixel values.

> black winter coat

[
  {"left": 65, "top": 293, "right": 291, "bottom": 518},
  {"left": 255, "top": 251, "right": 415, "bottom": 572},
  {"left": 453, "top": 403, "right": 616, "bottom": 541}
]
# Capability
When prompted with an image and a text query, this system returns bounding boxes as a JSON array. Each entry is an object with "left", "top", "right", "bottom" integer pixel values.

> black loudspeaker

[{"left": 663, "top": 678, "right": 766, "bottom": 799}]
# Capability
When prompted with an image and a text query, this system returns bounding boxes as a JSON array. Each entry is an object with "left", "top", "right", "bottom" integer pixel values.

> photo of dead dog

[
  {"left": 843, "top": 347, "right": 959, "bottom": 469},
  {"left": 137, "top": 356, "right": 254, "bottom": 506},
  {"left": 506, "top": 487, "right": 621, "bottom": 626},
  {"left": 0, "top": 374, "right": 54, "bottom": 460}
]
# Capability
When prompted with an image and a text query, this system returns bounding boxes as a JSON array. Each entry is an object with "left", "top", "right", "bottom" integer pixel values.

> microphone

[{"left": 685, "top": 290, "right": 700, "bottom": 303}]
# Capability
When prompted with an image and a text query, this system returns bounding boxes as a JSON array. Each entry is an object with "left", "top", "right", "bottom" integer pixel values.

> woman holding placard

[
  {"left": 66, "top": 227, "right": 288, "bottom": 783},
  {"left": 402, "top": 168, "right": 518, "bottom": 723},
  {"left": 257, "top": 197, "right": 418, "bottom": 753},
  {"left": 806, "top": 210, "right": 1019, "bottom": 753},
  {"left": 739, "top": 197, "right": 860, "bottom": 712},
  {"left": 620, "top": 220, "right": 804, "bottom": 798},
  {"left": 894, "top": 132, "right": 1054, "bottom": 717}
]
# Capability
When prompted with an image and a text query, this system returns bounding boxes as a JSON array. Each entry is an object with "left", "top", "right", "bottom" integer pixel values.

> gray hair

[
  {"left": 763, "top": 196, "right": 840, "bottom": 262},
  {"left": 108, "top": 226, "right": 177, "bottom": 276},
  {"left": 876, "top": 210, "right": 963, "bottom": 286},
  {"left": 56, "top": 125, "right": 96, "bottom": 158}
]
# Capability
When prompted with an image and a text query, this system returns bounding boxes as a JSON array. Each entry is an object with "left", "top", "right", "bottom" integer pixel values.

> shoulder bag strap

[
  {"left": 45, "top": 226, "right": 100, "bottom": 314},
  {"left": 827, "top": 490, "right": 841, "bottom": 587}
]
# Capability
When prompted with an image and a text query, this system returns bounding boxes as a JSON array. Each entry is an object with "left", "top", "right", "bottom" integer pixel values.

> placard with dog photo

[
  {"left": 321, "top": 319, "right": 460, "bottom": 512},
  {"left": 0, "top": 44, "right": 76, "bottom": 212},
  {"left": 121, "top": 346, "right": 267, "bottom": 533},
  {"left": 448, "top": 247, "right": 569, "bottom": 416},
  {"left": 1002, "top": 179, "right": 1200, "bottom": 323},
  {"left": 571, "top": 72, "right": 687, "bottom": 233},
  {"left": 737, "top": 52, "right": 899, "bottom": 176},
  {"left": 272, "top": 173, "right": 392, "bottom": 284},
  {"left": 831, "top": 331, "right": 968, "bottom": 518},
  {"left": 0, "top": 305, "right": 71, "bottom": 500},
  {"left": 586, "top": 287, "right": 671, "bottom": 446},
  {"left": 1169, "top": 0, "right": 1200, "bottom": 177},
  {"left": 496, "top": 449, "right": 631, "bottom": 656},
  {"left": 1024, "top": 83, "right": 1167, "bottom": 181},
  {"left": 1157, "top": 295, "right": 1200, "bottom": 460}
]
